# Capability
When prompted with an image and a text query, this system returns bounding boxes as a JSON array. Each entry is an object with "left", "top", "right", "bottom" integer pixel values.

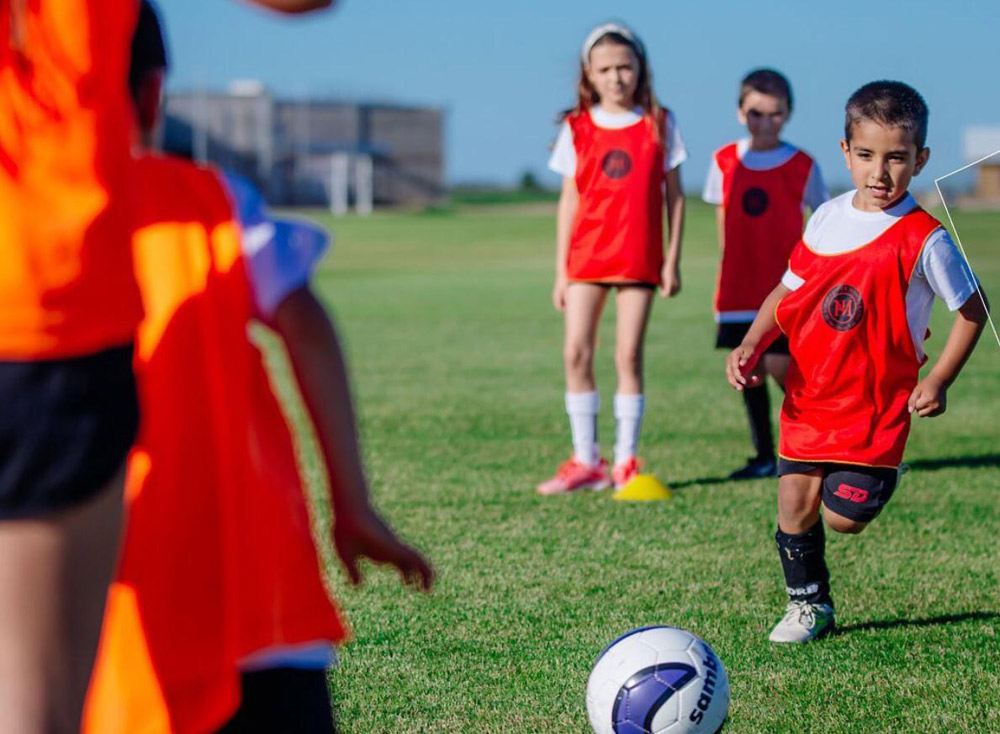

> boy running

[{"left": 727, "top": 80, "right": 989, "bottom": 643}]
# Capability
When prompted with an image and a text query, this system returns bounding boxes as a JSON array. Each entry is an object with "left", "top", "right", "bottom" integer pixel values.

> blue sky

[{"left": 163, "top": 0, "right": 1000, "bottom": 192}]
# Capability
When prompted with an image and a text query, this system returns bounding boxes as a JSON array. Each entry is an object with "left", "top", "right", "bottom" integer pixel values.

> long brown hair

[{"left": 558, "top": 32, "right": 663, "bottom": 143}]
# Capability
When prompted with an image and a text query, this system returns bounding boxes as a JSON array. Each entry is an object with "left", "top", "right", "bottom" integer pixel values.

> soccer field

[{"left": 291, "top": 199, "right": 998, "bottom": 733}]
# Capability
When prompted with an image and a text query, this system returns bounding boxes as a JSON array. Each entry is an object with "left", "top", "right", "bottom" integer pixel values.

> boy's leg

[
  {"left": 562, "top": 284, "right": 608, "bottom": 465},
  {"left": 215, "top": 668, "right": 337, "bottom": 734},
  {"left": 732, "top": 373, "right": 776, "bottom": 478},
  {"left": 820, "top": 464, "right": 900, "bottom": 534},
  {"left": 770, "top": 466, "right": 835, "bottom": 643},
  {"left": 721, "top": 324, "right": 782, "bottom": 479},
  {"left": 611, "top": 287, "right": 654, "bottom": 479},
  {"left": 776, "top": 469, "right": 829, "bottom": 603}
]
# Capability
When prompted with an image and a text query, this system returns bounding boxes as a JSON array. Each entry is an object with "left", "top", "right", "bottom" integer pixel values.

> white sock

[
  {"left": 614, "top": 393, "right": 645, "bottom": 466},
  {"left": 565, "top": 391, "right": 599, "bottom": 466}
]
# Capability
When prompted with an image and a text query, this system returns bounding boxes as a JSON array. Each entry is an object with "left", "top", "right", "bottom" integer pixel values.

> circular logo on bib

[
  {"left": 821, "top": 284, "right": 865, "bottom": 331},
  {"left": 742, "top": 187, "right": 769, "bottom": 217},
  {"left": 602, "top": 150, "right": 632, "bottom": 179}
]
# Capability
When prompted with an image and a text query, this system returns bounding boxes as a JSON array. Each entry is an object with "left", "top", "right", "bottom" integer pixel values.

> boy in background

[{"left": 705, "top": 69, "right": 828, "bottom": 479}]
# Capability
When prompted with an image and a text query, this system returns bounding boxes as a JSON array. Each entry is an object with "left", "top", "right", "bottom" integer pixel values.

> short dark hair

[
  {"left": 845, "top": 80, "right": 928, "bottom": 149},
  {"left": 129, "top": 0, "right": 169, "bottom": 100},
  {"left": 739, "top": 68, "right": 792, "bottom": 112}
]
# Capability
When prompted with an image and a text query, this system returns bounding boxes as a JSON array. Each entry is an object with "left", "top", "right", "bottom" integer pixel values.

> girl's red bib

[{"left": 566, "top": 109, "right": 666, "bottom": 285}]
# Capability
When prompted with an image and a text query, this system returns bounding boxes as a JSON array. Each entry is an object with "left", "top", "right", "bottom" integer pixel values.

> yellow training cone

[{"left": 612, "top": 474, "right": 673, "bottom": 501}]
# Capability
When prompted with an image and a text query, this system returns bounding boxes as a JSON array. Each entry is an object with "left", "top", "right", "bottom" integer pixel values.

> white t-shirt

[
  {"left": 547, "top": 106, "right": 687, "bottom": 178},
  {"left": 701, "top": 139, "right": 828, "bottom": 210},
  {"left": 223, "top": 172, "right": 330, "bottom": 319},
  {"left": 782, "top": 191, "right": 980, "bottom": 362}
]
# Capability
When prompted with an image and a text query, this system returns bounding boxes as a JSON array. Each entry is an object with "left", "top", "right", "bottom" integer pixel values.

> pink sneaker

[
  {"left": 537, "top": 458, "right": 611, "bottom": 495},
  {"left": 612, "top": 456, "right": 643, "bottom": 489}
]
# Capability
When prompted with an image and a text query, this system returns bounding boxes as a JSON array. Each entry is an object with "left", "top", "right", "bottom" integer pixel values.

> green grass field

[{"left": 292, "top": 199, "right": 998, "bottom": 733}]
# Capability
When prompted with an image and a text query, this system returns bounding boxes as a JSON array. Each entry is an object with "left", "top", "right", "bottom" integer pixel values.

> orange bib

[
  {"left": 0, "top": 0, "right": 142, "bottom": 359},
  {"left": 84, "top": 155, "right": 347, "bottom": 734}
]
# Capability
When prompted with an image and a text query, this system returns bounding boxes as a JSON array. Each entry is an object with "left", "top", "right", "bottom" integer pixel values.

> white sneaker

[{"left": 768, "top": 600, "right": 835, "bottom": 643}]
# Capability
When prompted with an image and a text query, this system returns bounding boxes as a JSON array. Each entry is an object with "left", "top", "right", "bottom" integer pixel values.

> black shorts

[
  {"left": 571, "top": 281, "right": 657, "bottom": 291},
  {"left": 716, "top": 321, "right": 790, "bottom": 355},
  {"left": 0, "top": 345, "right": 138, "bottom": 519},
  {"left": 778, "top": 458, "right": 900, "bottom": 523},
  {"left": 216, "top": 668, "right": 337, "bottom": 734}
]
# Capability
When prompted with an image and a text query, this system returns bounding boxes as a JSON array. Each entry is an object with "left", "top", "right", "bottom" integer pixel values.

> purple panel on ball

[{"left": 612, "top": 663, "right": 697, "bottom": 734}]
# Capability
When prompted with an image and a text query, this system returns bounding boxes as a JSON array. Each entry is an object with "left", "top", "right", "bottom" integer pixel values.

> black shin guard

[
  {"left": 775, "top": 522, "right": 832, "bottom": 607},
  {"left": 742, "top": 383, "right": 774, "bottom": 461}
]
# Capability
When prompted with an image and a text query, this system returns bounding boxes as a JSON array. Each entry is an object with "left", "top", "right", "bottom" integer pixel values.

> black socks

[
  {"left": 775, "top": 522, "right": 832, "bottom": 607},
  {"left": 742, "top": 383, "right": 774, "bottom": 461}
]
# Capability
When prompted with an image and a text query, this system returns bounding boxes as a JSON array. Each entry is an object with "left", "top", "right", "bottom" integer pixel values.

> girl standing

[{"left": 538, "top": 22, "right": 686, "bottom": 494}]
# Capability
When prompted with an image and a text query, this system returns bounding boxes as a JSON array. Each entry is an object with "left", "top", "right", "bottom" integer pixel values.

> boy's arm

[
  {"left": 909, "top": 289, "right": 990, "bottom": 417},
  {"left": 661, "top": 165, "right": 685, "bottom": 297},
  {"left": 715, "top": 206, "right": 725, "bottom": 252},
  {"left": 271, "top": 287, "right": 433, "bottom": 590},
  {"left": 553, "top": 176, "right": 578, "bottom": 311},
  {"left": 725, "top": 283, "right": 790, "bottom": 390}
]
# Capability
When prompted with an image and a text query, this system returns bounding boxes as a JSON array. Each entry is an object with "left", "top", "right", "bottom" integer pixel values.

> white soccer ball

[{"left": 586, "top": 626, "right": 729, "bottom": 734}]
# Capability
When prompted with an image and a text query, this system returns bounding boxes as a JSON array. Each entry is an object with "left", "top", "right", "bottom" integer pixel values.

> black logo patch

[
  {"left": 601, "top": 150, "right": 632, "bottom": 179},
  {"left": 742, "top": 187, "right": 769, "bottom": 217},
  {"left": 822, "top": 285, "right": 865, "bottom": 331}
]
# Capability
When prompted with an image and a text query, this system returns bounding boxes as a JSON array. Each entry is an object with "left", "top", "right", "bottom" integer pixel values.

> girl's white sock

[
  {"left": 613, "top": 393, "right": 645, "bottom": 465},
  {"left": 565, "top": 391, "right": 600, "bottom": 466}
]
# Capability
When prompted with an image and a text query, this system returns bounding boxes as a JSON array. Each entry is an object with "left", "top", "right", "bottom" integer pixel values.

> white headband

[{"left": 580, "top": 22, "right": 645, "bottom": 66}]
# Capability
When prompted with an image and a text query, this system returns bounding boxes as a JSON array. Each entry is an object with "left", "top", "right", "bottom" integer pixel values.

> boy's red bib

[
  {"left": 566, "top": 110, "right": 665, "bottom": 284},
  {"left": 714, "top": 143, "right": 813, "bottom": 316},
  {"left": 775, "top": 207, "right": 942, "bottom": 467},
  {"left": 84, "top": 156, "right": 347, "bottom": 734}
]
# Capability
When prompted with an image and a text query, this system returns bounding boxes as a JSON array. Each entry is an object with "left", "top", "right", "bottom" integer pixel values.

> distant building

[
  {"left": 960, "top": 126, "right": 1000, "bottom": 206},
  {"left": 164, "top": 82, "right": 445, "bottom": 211}
]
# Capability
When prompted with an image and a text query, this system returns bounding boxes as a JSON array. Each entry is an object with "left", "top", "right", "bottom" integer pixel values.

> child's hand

[
  {"left": 908, "top": 376, "right": 948, "bottom": 417},
  {"left": 552, "top": 274, "right": 568, "bottom": 311},
  {"left": 726, "top": 344, "right": 763, "bottom": 391},
  {"left": 660, "top": 264, "right": 681, "bottom": 298},
  {"left": 333, "top": 505, "right": 434, "bottom": 591}
]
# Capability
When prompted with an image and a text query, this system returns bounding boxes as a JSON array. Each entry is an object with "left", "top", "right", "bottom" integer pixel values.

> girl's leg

[
  {"left": 0, "top": 467, "right": 125, "bottom": 734},
  {"left": 562, "top": 284, "right": 608, "bottom": 465},
  {"left": 563, "top": 283, "right": 608, "bottom": 393},
  {"left": 612, "top": 287, "right": 655, "bottom": 471}
]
